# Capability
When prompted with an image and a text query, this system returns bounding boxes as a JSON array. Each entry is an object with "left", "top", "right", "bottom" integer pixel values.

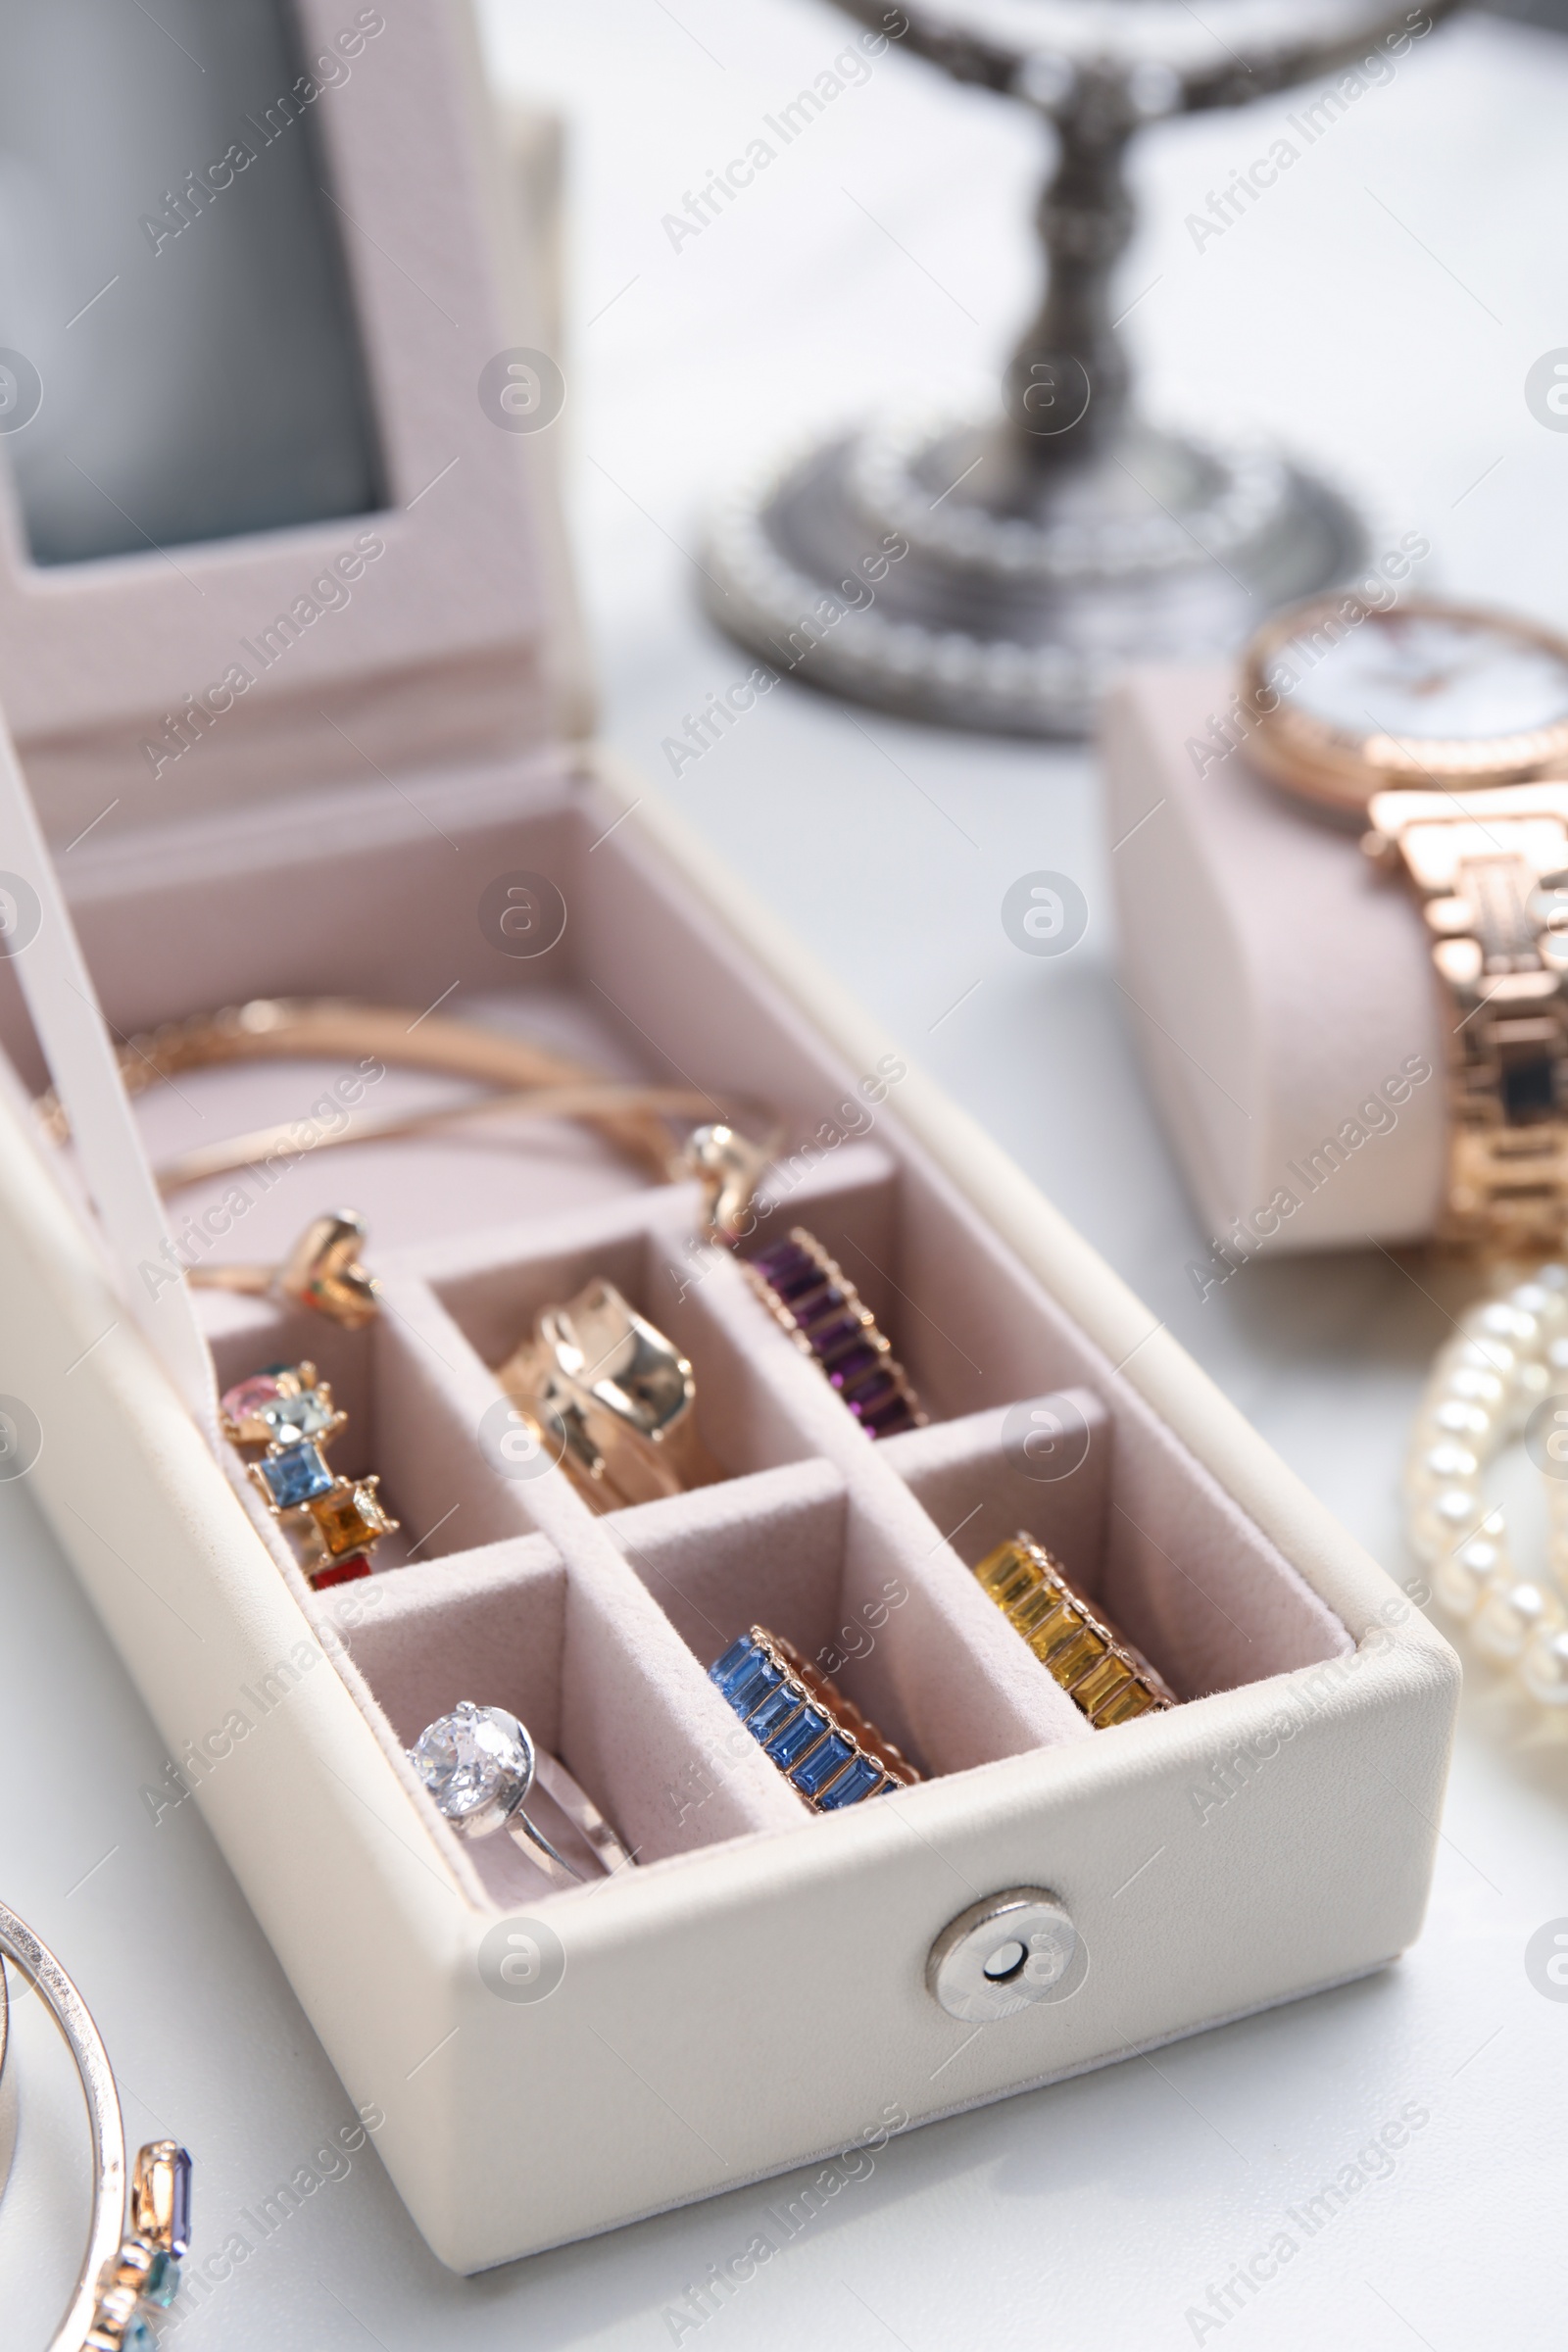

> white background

[{"left": 2, "top": 3, "right": 1566, "bottom": 2345}]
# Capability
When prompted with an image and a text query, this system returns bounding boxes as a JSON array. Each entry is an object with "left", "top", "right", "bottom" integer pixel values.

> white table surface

[{"left": 3, "top": 4, "right": 1566, "bottom": 2344}]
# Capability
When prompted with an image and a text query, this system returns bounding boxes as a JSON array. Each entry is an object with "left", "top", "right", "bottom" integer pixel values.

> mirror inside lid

[{"left": 0, "top": 0, "right": 584, "bottom": 849}]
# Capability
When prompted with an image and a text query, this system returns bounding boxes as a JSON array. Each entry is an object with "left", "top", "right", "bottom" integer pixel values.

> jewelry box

[{"left": 0, "top": 3, "right": 1458, "bottom": 2273}]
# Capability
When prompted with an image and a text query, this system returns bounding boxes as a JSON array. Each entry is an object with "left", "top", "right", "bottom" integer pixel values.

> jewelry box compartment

[
  {"left": 0, "top": 745, "right": 1458, "bottom": 2270},
  {"left": 182, "top": 1086, "right": 1359, "bottom": 1903},
  {"left": 319, "top": 1357, "right": 1357, "bottom": 1901}
]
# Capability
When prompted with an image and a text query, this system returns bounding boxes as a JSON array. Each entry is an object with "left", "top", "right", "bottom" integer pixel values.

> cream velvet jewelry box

[{"left": 0, "top": 2, "right": 1458, "bottom": 2275}]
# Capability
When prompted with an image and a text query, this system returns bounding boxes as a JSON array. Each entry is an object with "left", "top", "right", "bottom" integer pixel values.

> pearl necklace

[{"left": 1407, "top": 1264, "right": 1568, "bottom": 1709}]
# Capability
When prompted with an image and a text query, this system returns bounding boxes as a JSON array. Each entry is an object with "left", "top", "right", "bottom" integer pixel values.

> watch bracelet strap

[{"left": 1369, "top": 787, "right": 1568, "bottom": 1256}]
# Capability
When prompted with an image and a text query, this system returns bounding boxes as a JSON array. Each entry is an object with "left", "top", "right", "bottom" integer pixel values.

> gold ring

[
  {"left": 682, "top": 1121, "right": 774, "bottom": 1245},
  {"left": 973, "top": 1533, "right": 1175, "bottom": 1727},
  {"left": 497, "top": 1279, "right": 723, "bottom": 1513},
  {"left": 188, "top": 1210, "right": 381, "bottom": 1330}
]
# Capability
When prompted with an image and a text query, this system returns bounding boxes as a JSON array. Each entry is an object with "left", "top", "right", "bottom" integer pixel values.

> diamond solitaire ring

[{"left": 409, "top": 1702, "right": 632, "bottom": 1883}]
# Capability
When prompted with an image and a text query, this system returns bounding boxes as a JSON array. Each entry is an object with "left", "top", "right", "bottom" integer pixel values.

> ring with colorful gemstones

[
  {"left": 0, "top": 1897, "right": 190, "bottom": 2352},
  {"left": 410, "top": 1701, "right": 633, "bottom": 1883},
  {"left": 220, "top": 1361, "right": 398, "bottom": 1592},
  {"left": 710, "top": 1626, "right": 920, "bottom": 1809},
  {"left": 741, "top": 1229, "right": 926, "bottom": 1439},
  {"left": 973, "top": 1534, "right": 1177, "bottom": 1727}
]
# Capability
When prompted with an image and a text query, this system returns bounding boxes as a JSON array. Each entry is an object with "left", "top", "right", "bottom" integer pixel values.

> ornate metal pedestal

[{"left": 704, "top": 0, "right": 1455, "bottom": 737}]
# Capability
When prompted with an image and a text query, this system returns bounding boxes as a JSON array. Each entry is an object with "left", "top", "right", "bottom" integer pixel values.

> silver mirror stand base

[{"left": 704, "top": 410, "right": 1364, "bottom": 738}]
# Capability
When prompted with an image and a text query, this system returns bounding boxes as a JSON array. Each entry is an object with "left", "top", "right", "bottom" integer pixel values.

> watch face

[{"left": 1264, "top": 610, "right": 1568, "bottom": 746}]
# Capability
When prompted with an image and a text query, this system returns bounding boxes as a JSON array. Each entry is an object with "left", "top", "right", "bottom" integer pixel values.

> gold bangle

[
  {"left": 152, "top": 1079, "right": 728, "bottom": 1197},
  {"left": 497, "top": 1278, "right": 724, "bottom": 1512},
  {"left": 973, "top": 1533, "right": 1176, "bottom": 1727},
  {"left": 36, "top": 998, "right": 675, "bottom": 1171},
  {"left": 33, "top": 996, "right": 778, "bottom": 1239}
]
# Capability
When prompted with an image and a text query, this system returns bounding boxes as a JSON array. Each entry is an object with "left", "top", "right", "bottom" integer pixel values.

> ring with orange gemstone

[
  {"left": 972, "top": 1533, "right": 1176, "bottom": 1727},
  {"left": 220, "top": 1361, "right": 398, "bottom": 1591}
]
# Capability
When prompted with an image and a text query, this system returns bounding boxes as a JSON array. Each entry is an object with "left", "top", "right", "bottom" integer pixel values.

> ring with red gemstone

[
  {"left": 220, "top": 1361, "right": 398, "bottom": 1591},
  {"left": 741, "top": 1228, "right": 926, "bottom": 1439}
]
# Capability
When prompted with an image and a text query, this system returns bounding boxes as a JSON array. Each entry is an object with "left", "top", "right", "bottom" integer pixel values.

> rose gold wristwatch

[{"left": 1242, "top": 594, "right": 1568, "bottom": 1254}]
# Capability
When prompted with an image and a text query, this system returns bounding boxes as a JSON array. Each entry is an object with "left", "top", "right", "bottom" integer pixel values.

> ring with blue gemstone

[
  {"left": 710, "top": 1627, "right": 919, "bottom": 1810},
  {"left": 741, "top": 1229, "right": 926, "bottom": 1440},
  {"left": 220, "top": 1360, "right": 399, "bottom": 1592}
]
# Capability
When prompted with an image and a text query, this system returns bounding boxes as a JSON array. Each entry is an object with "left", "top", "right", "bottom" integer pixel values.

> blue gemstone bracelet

[{"left": 710, "top": 1627, "right": 919, "bottom": 1810}]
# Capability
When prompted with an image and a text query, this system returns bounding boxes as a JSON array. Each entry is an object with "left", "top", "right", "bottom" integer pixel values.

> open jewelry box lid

[{"left": 0, "top": 0, "right": 586, "bottom": 852}]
